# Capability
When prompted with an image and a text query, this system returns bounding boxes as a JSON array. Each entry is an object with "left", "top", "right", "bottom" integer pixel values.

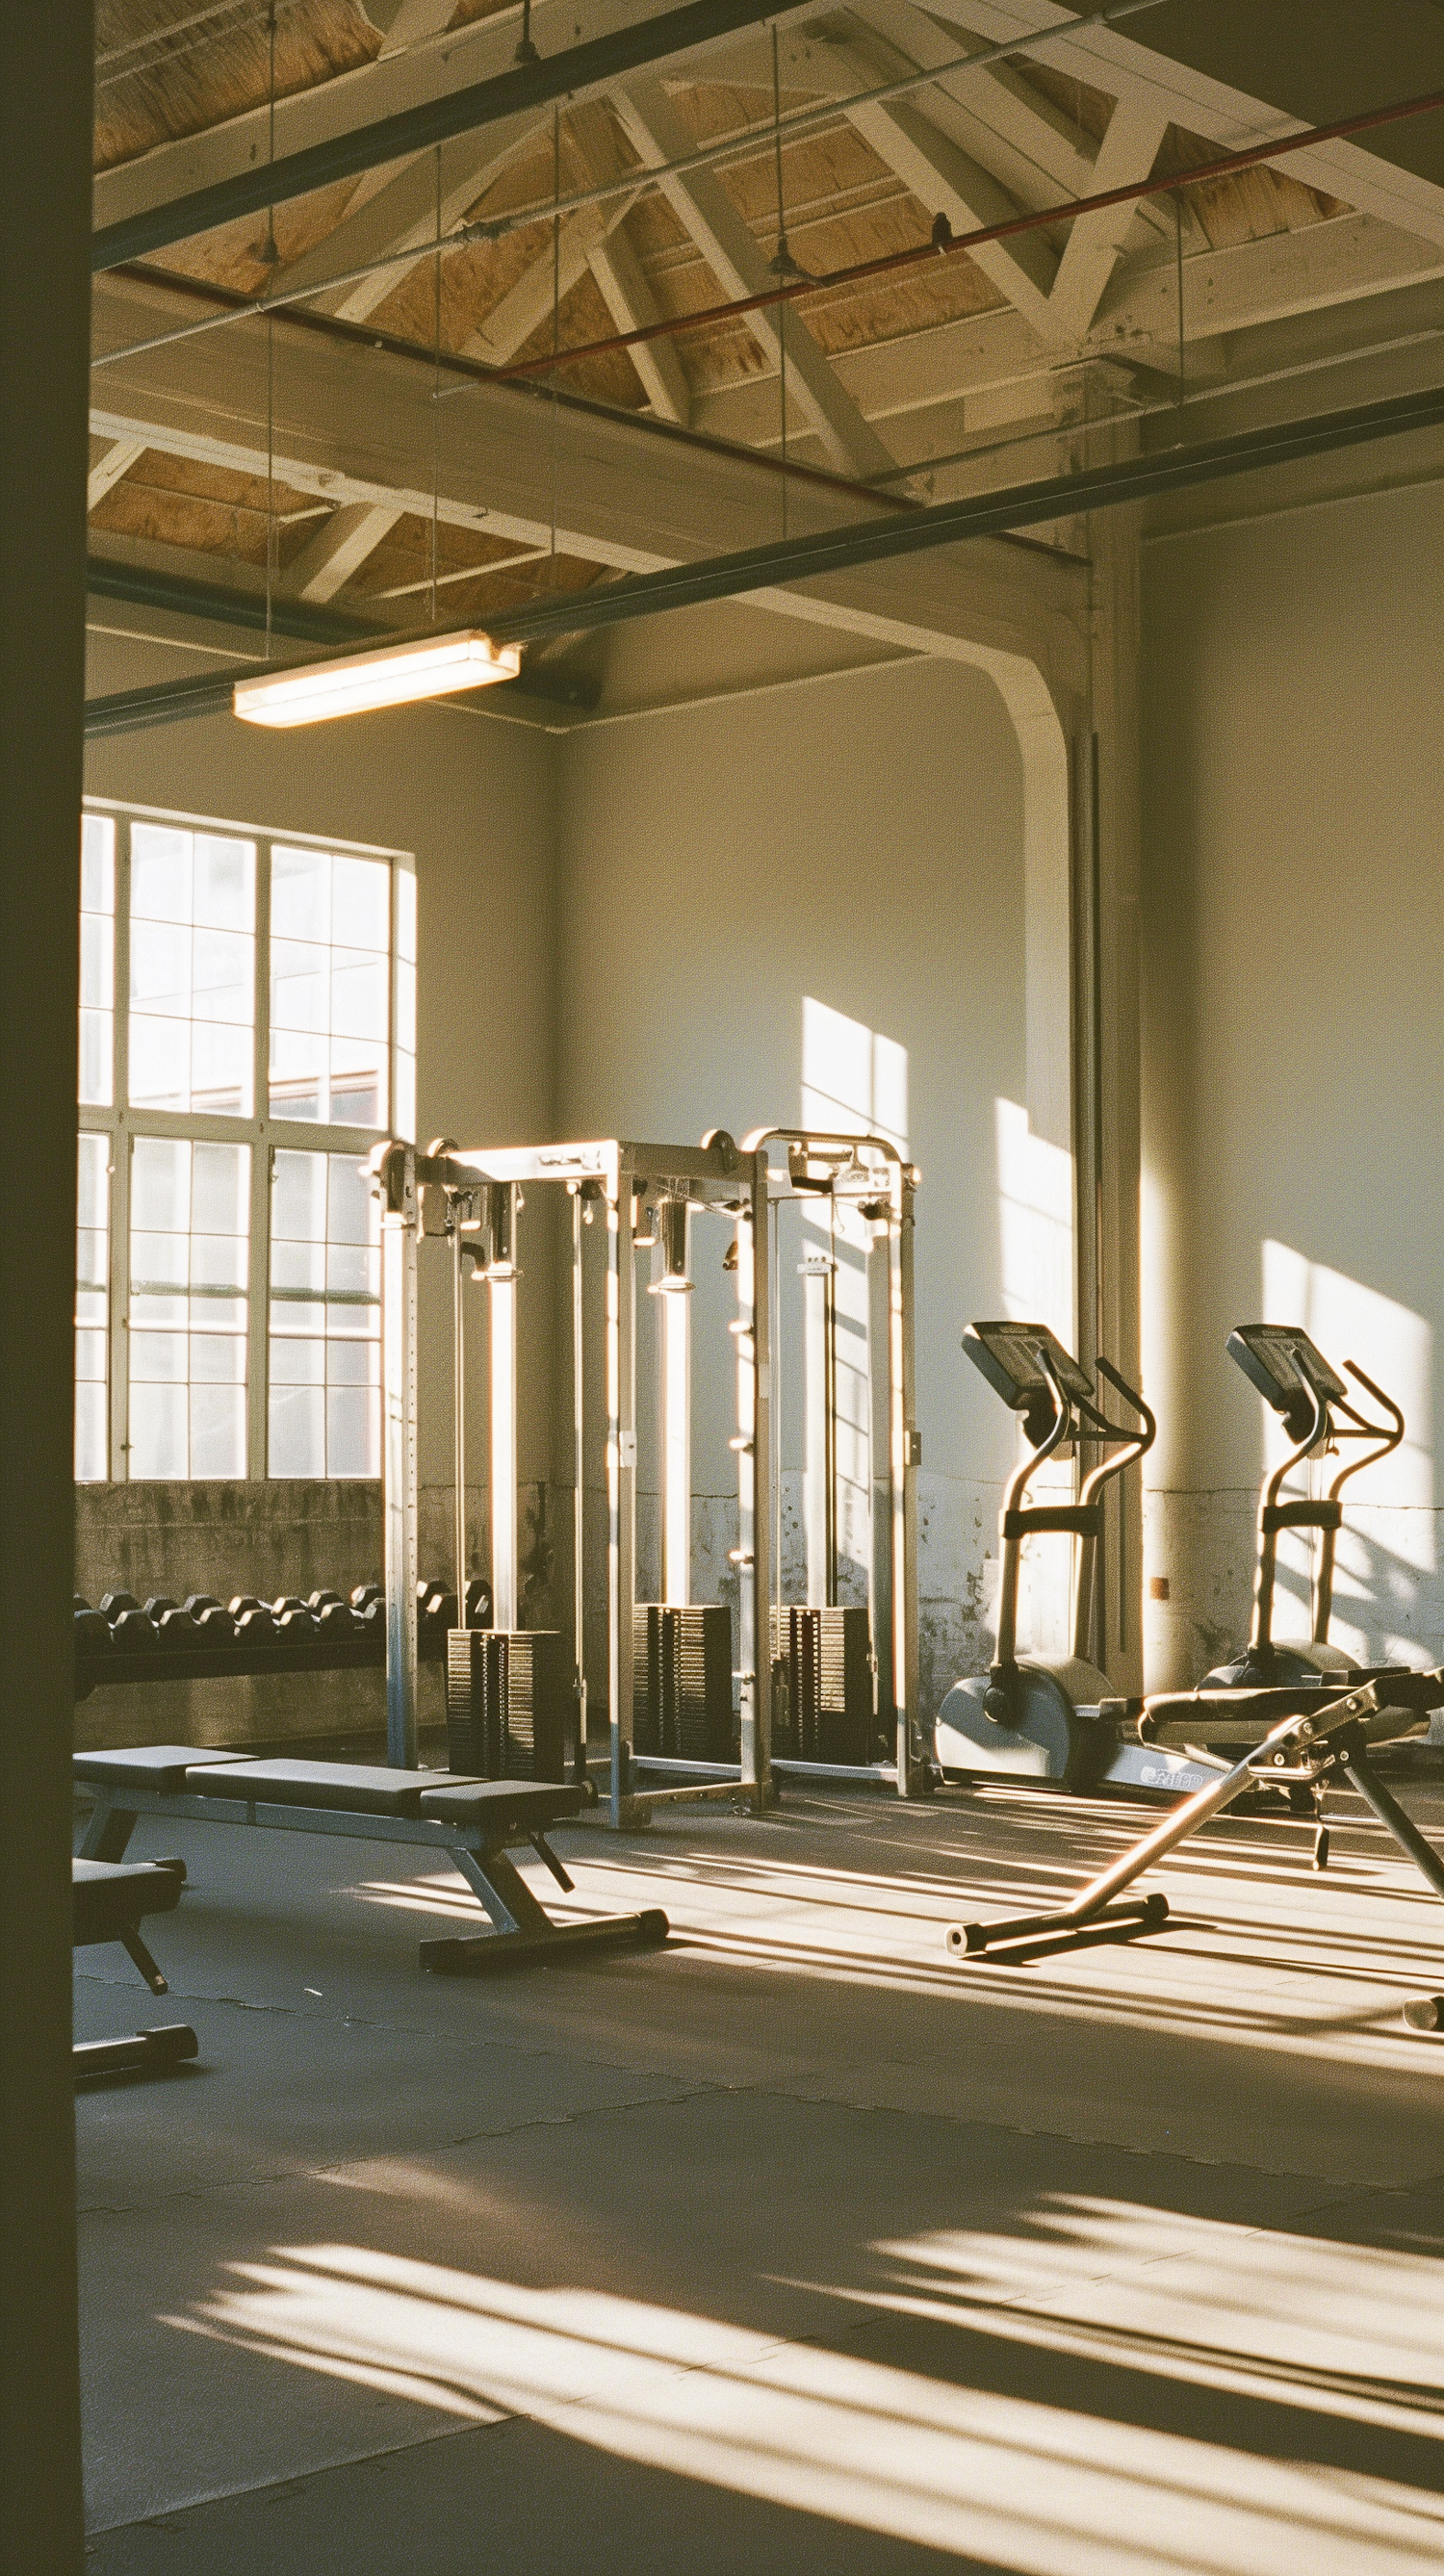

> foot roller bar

[
  {"left": 948, "top": 1674, "right": 1444, "bottom": 2018},
  {"left": 74, "top": 1750, "right": 669, "bottom": 1974}
]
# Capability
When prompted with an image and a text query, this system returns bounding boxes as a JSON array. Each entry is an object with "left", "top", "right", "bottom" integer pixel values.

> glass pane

[
  {"left": 271, "top": 846, "right": 328, "bottom": 941},
  {"left": 75, "top": 1133, "right": 110, "bottom": 1481},
  {"left": 269, "top": 1381, "right": 324, "bottom": 1479},
  {"left": 330, "top": 954, "right": 388, "bottom": 1042},
  {"left": 128, "top": 1015, "right": 192, "bottom": 1111},
  {"left": 193, "top": 835, "right": 254, "bottom": 932},
  {"left": 396, "top": 866, "right": 416, "bottom": 966},
  {"left": 270, "top": 848, "right": 395, "bottom": 1126},
  {"left": 332, "top": 856, "right": 390, "bottom": 952},
  {"left": 268, "top": 1147, "right": 380, "bottom": 1476},
  {"left": 80, "top": 816, "right": 116, "bottom": 1110},
  {"left": 131, "top": 918, "right": 192, "bottom": 1015},
  {"left": 82, "top": 812, "right": 116, "bottom": 916},
  {"left": 329, "top": 1042, "right": 386, "bottom": 1128},
  {"left": 128, "top": 1135, "right": 248, "bottom": 1478},
  {"left": 131, "top": 823, "right": 192, "bottom": 922},
  {"left": 396, "top": 1048, "right": 416, "bottom": 1146},
  {"left": 128, "top": 823, "right": 255, "bottom": 1115}
]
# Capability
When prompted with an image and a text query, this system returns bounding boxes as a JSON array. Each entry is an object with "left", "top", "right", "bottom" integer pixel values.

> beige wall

[
  {"left": 554, "top": 653, "right": 1031, "bottom": 1713},
  {"left": 1141, "top": 472, "right": 1444, "bottom": 1686}
]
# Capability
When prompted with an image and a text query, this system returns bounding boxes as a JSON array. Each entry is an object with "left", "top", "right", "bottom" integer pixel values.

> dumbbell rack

[{"left": 73, "top": 1580, "right": 473, "bottom": 1702}]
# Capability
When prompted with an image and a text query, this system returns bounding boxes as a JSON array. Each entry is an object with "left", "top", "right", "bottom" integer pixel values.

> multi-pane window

[
  {"left": 271, "top": 845, "right": 390, "bottom": 1126},
  {"left": 80, "top": 814, "right": 116, "bottom": 1107},
  {"left": 75, "top": 801, "right": 415, "bottom": 1483},
  {"left": 75, "top": 1134, "right": 110, "bottom": 1482},
  {"left": 130, "top": 823, "right": 255, "bottom": 1116},
  {"left": 129, "top": 1138, "right": 250, "bottom": 1479},
  {"left": 269, "top": 1150, "right": 381, "bottom": 1479}
]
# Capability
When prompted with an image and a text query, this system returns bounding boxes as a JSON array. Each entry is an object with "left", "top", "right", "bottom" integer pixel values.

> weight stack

[
  {"left": 446, "top": 1629, "right": 571, "bottom": 1781},
  {"left": 771, "top": 1606, "right": 875, "bottom": 1764},
  {"left": 632, "top": 1605, "right": 733, "bottom": 1762}
]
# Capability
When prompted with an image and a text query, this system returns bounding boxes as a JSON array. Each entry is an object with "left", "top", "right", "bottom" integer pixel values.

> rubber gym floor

[{"left": 77, "top": 1757, "right": 1444, "bottom": 2573}]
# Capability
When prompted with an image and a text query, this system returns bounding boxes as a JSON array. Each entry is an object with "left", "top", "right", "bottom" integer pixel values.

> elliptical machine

[
  {"left": 1202, "top": 1325, "right": 1405, "bottom": 1690},
  {"left": 934, "top": 1322, "right": 1162, "bottom": 1792}
]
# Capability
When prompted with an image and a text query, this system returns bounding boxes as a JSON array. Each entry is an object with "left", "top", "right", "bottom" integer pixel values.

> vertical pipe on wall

[
  {"left": 572, "top": 1187, "right": 588, "bottom": 1769},
  {"left": 0, "top": 9, "right": 92, "bottom": 2560},
  {"left": 607, "top": 1164, "right": 637, "bottom": 1822}
]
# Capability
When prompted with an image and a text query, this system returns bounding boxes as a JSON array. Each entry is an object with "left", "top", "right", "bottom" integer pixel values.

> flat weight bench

[
  {"left": 72, "top": 1855, "right": 199, "bottom": 2082},
  {"left": 74, "top": 1749, "right": 669, "bottom": 1975},
  {"left": 949, "top": 1670, "right": 1444, "bottom": 2029}
]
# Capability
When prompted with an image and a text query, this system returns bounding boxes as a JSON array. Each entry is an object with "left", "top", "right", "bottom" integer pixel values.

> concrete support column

[
  {"left": 1084, "top": 502, "right": 1146, "bottom": 1699},
  {"left": 0, "top": 7, "right": 93, "bottom": 2569}
]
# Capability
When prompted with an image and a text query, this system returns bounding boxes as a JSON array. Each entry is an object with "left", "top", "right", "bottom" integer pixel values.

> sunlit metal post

[{"left": 377, "top": 1140, "right": 419, "bottom": 1767}]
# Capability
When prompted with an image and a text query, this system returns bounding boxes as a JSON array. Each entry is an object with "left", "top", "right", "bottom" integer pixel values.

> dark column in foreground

[{"left": 0, "top": 9, "right": 93, "bottom": 2567}]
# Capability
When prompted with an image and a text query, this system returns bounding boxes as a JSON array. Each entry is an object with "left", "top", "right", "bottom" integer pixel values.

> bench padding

[
  {"left": 73, "top": 1858, "right": 184, "bottom": 1945},
  {"left": 419, "top": 1782, "right": 585, "bottom": 1830},
  {"left": 75, "top": 1745, "right": 244, "bottom": 1794},
  {"left": 185, "top": 1759, "right": 473, "bottom": 1816}
]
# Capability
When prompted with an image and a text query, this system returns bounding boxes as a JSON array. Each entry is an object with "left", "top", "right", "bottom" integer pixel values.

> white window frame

[{"left": 80, "top": 796, "right": 416, "bottom": 1483}]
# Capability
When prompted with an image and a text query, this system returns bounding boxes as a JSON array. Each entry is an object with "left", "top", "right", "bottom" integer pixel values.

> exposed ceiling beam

[
  {"left": 588, "top": 218, "right": 692, "bottom": 424},
  {"left": 844, "top": 92, "right": 1064, "bottom": 341},
  {"left": 608, "top": 73, "right": 895, "bottom": 477},
  {"left": 1044, "top": 88, "right": 1171, "bottom": 341},
  {"left": 263, "top": 116, "right": 544, "bottom": 324},
  {"left": 482, "top": 375, "right": 1444, "bottom": 645},
  {"left": 285, "top": 501, "right": 406, "bottom": 602},
  {"left": 356, "top": 0, "right": 460, "bottom": 58},
  {"left": 91, "top": 0, "right": 825, "bottom": 271},
  {"left": 917, "top": 0, "right": 1444, "bottom": 249},
  {"left": 85, "top": 375, "right": 1444, "bottom": 737},
  {"left": 88, "top": 437, "right": 146, "bottom": 511},
  {"left": 460, "top": 195, "right": 639, "bottom": 363}
]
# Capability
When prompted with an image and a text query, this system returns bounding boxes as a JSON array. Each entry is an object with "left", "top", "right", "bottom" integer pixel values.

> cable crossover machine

[{"left": 371, "top": 1121, "right": 928, "bottom": 1825}]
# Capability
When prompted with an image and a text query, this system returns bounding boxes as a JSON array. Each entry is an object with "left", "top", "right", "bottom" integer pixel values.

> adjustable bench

[
  {"left": 948, "top": 1671, "right": 1444, "bottom": 2028},
  {"left": 72, "top": 1854, "right": 199, "bottom": 2082},
  {"left": 74, "top": 1748, "right": 669, "bottom": 1974}
]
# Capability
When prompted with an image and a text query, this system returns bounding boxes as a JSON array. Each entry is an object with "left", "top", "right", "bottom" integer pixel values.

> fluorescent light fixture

[{"left": 233, "top": 631, "right": 522, "bottom": 727}]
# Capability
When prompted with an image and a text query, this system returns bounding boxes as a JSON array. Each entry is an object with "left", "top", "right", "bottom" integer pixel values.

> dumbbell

[
  {"left": 99, "top": 1591, "right": 140, "bottom": 1622},
  {"left": 143, "top": 1597, "right": 180, "bottom": 1624},
  {"left": 350, "top": 1584, "right": 382, "bottom": 1611},
  {"left": 194, "top": 1604, "right": 238, "bottom": 1645},
  {"left": 74, "top": 1608, "right": 113, "bottom": 1653},
  {"left": 157, "top": 1607, "right": 202, "bottom": 1649},
  {"left": 111, "top": 1608, "right": 160, "bottom": 1650}
]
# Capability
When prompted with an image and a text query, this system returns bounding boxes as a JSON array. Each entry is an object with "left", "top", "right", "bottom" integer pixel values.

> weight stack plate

[
  {"left": 447, "top": 1628, "right": 571, "bottom": 1780},
  {"left": 772, "top": 1607, "right": 875, "bottom": 1764},
  {"left": 633, "top": 1605, "right": 733, "bottom": 1762}
]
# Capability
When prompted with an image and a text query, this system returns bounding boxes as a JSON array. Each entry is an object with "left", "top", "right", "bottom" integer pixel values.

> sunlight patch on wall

[
  {"left": 1262, "top": 1240, "right": 1434, "bottom": 1656},
  {"left": 995, "top": 1098, "right": 1072, "bottom": 1347},
  {"left": 801, "top": 996, "right": 907, "bottom": 1152}
]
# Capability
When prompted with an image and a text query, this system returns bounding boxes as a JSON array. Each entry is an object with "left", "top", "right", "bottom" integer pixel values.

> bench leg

[
  {"left": 77, "top": 1796, "right": 138, "bottom": 1863},
  {"left": 119, "top": 1927, "right": 169, "bottom": 1995},
  {"left": 424, "top": 1840, "right": 668, "bottom": 1975}
]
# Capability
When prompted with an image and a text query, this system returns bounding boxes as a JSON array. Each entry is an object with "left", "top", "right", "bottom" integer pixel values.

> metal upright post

[
  {"left": 743, "top": 1152, "right": 775, "bottom": 1807},
  {"left": 451, "top": 1210, "right": 467, "bottom": 1622},
  {"left": 607, "top": 1159, "right": 638, "bottom": 1825},
  {"left": 379, "top": 1143, "right": 419, "bottom": 1767},
  {"left": 572, "top": 1188, "right": 588, "bottom": 1779},
  {"left": 892, "top": 1163, "right": 924, "bottom": 1794}
]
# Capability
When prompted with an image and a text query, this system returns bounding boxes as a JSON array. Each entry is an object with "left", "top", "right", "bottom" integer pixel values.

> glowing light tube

[{"left": 234, "top": 631, "right": 521, "bottom": 728}]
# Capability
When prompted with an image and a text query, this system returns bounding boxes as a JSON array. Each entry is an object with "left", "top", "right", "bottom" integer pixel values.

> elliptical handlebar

[{"left": 993, "top": 1340, "right": 1153, "bottom": 1681}]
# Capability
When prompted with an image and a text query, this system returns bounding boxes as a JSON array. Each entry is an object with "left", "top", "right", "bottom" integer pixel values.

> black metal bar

[
  {"left": 421, "top": 1906, "right": 669, "bottom": 1974},
  {"left": 1345, "top": 1753, "right": 1444, "bottom": 1902},
  {"left": 486, "top": 384, "right": 1444, "bottom": 652},
  {"left": 92, "top": 0, "right": 813, "bottom": 271}
]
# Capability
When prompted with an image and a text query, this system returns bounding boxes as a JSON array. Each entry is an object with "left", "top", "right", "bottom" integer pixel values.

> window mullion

[
  {"left": 247, "top": 840, "right": 272, "bottom": 1478},
  {"left": 111, "top": 819, "right": 132, "bottom": 1483}
]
